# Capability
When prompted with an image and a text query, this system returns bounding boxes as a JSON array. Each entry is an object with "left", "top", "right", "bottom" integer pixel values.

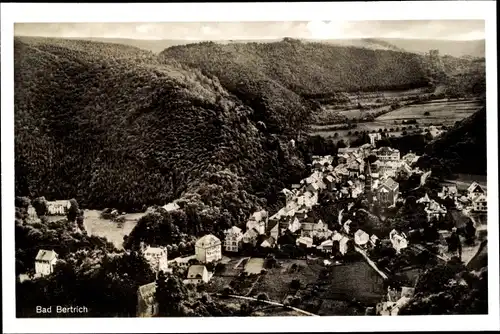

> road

[{"left": 213, "top": 293, "right": 319, "bottom": 316}]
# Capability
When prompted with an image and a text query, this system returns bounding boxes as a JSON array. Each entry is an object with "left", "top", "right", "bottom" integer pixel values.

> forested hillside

[
  {"left": 161, "top": 38, "right": 431, "bottom": 97},
  {"left": 14, "top": 37, "right": 312, "bottom": 222},
  {"left": 417, "top": 106, "right": 487, "bottom": 177}
]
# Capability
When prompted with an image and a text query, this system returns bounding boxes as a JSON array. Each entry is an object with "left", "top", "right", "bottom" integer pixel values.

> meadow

[{"left": 82, "top": 210, "right": 144, "bottom": 249}]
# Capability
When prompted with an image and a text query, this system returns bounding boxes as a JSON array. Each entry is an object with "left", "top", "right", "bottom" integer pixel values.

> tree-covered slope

[
  {"left": 160, "top": 38, "right": 432, "bottom": 96},
  {"left": 417, "top": 106, "right": 487, "bottom": 177},
  {"left": 14, "top": 37, "right": 311, "bottom": 217}
]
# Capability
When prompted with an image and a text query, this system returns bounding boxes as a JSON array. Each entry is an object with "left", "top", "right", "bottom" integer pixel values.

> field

[
  {"left": 309, "top": 98, "right": 482, "bottom": 141},
  {"left": 244, "top": 258, "right": 265, "bottom": 274},
  {"left": 82, "top": 210, "right": 145, "bottom": 249},
  {"left": 376, "top": 99, "right": 482, "bottom": 125}
]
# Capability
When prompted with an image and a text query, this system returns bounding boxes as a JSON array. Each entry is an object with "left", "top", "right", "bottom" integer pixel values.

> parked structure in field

[
  {"left": 195, "top": 234, "right": 222, "bottom": 263},
  {"left": 35, "top": 249, "right": 58, "bottom": 276},
  {"left": 46, "top": 200, "right": 71, "bottom": 215},
  {"left": 224, "top": 226, "right": 243, "bottom": 253}
]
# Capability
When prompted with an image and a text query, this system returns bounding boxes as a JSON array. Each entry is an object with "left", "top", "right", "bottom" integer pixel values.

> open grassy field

[
  {"left": 249, "top": 259, "right": 321, "bottom": 303},
  {"left": 376, "top": 99, "right": 482, "bottom": 125},
  {"left": 244, "top": 258, "right": 265, "bottom": 274},
  {"left": 82, "top": 209, "right": 144, "bottom": 249}
]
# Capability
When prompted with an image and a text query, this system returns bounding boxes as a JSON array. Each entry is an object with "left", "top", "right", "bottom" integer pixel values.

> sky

[{"left": 14, "top": 20, "right": 485, "bottom": 41}]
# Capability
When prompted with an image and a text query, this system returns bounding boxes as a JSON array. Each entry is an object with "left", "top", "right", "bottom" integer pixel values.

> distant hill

[{"left": 45, "top": 36, "right": 485, "bottom": 59}]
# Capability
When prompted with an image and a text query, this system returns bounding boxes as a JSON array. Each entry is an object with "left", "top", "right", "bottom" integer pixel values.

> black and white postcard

[{"left": 1, "top": 1, "right": 498, "bottom": 333}]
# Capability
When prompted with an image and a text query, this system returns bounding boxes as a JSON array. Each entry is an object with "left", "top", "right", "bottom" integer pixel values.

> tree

[
  {"left": 15, "top": 196, "right": 31, "bottom": 209},
  {"left": 32, "top": 197, "right": 48, "bottom": 217},
  {"left": 156, "top": 273, "right": 188, "bottom": 317},
  {"left": 67, "top": 199, "right": 80, "bottom": 222},
  {"left": 424, "top": 111, "right": 430, "bottom": 116},
  {"left": 464, "top": 220, "right": 476, "bottom": 245}
]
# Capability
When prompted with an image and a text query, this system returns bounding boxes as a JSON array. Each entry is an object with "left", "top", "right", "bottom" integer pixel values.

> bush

[
  {"left": 256, "top": 292, "right": 269, "bottom": 301},
  {"left": 290, "top": 279, "right": 301, "bottom": 290}
]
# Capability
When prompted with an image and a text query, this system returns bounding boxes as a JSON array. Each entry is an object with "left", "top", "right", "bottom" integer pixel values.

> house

[
  {"left": 438, "top": 185, "right": 458, "bottom": 200},
  {"left": 417, "top": 193, "right": 432, "bottom": 205},
  {"left": 376, "top": 178, "right": 399, "bottom": 207},
  {"left": 247, "top": 210, "right": 268, "bottom": 234},
  {"left": 347, "top": 160, "right": 363, "bottom": 177},
  {"left": 401, "top": 152, "right": 420, "bottom": 166},
  {"left": 370, "top": 234, "right": 379, "bottom": 247},
  {"left": 288, "top": 217, "right": 302, "bottom": 233},
  {"left": 424, "top": 200, "right": 447, "bottom": 222},
  {"left": 46, "top": 200, "right": 71, "bottom": 215},
  {"left": 195, "top": 234, "right": 222, "bottom": 263},
  {"left": 167, "top": 255, "right": 196, "bottom": 268},
  {"left": 224, "top": 226, "right": 243, "bottom": 252},
  {"left": 260, "top": 236, "right": 276, "bottom": 248},
  {"left": 397, "top": 163, "right": 413, "bottom": 179},
  {"left": 266, "top": 220, "right": 280, "bottom": 240},
  {"left": 142, "top": 245, "right": 170, "bottom": 273},
  {"left": 313, "top": 220, "right": 332, "bottom": 239},
  {"left": 242, "top": 228, "right": 260, "bottom": 246},
  {"left": 338, "top": 236, "right": 350, "bottom": 255},
  {"left": 35, "top": 249, "right": 58, "bottom": 276},
  {"left": 343, "top": 219, "right": 352, "bottom": 234},
  {"left": 296, "top": 236, "right": 314, "bottom": 248},
  {"left": 354, "top": 230, "right": 370, "bottom": 247},
  {"left": 467, "top": 182, "right": 485, "bottom": 200},
  {"left": 472, "top": 194, "right": 487, "bottom": 212},
  {"left": 389, "top": 230, "right": 408, "bottom": 253},
  {"left": 324, "top": 175, "right": 336, "bottom": 191},
  {"left": 318, "top": 239, "right": 333, "bottom": 253},
  {"left": 368, "top": 133, "right": 382, "bottom": 145},
  {"left": 184, "top": 265, "right": 211, "bottom": 285},
  {"left": 27, "top": 204, "right": 38, "bottom": 220},
  {"left": 137, "top": 282, "right": 158, "bottom": 317},
  {"left": 373, "top": 147, "right": 400, "bottom": 162},
  {"left": 162, "top": 202, "right": 180, "bottom": 212}
]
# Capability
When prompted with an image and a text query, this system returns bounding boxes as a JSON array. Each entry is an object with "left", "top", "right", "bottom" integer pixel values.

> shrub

[{"left": 256, "top": 292, "right": 269, "bottom": 301}]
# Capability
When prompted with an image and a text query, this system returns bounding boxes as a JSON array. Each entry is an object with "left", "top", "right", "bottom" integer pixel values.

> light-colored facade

[
  {"left": 195, "top": 234, "right": 222, "bottom": 263},
  {"left": 46, "top": 200, "right": 71, "bottom": 215},
  {"left": 142, "top": 245, "right": 169, "bottom": 273},
  {"left": 473, "top": 194, "right": 487, "bottom": 212},
  {"left": 184, "top": 265, "right": 211, "bottom": 285},
  {"left": 224, "top": 226, "right": 243, "bottom": 252},
  {"left": 35, "top": 249, "right": 58, "bottom": 276},
  {"left": 374, "top": 147, "right": 400, "bottom": 162}
]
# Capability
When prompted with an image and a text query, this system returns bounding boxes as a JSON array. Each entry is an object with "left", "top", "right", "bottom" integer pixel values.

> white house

[
  {"left": 373, "top": 147, "right": 400, "bottom": 162},
  {"left": 354, "top": 229, "right": 370, "bottom": 247},
  {"left": 242, "top": 228, "right": 260, "bottom": 246},
  {"left": 296, "top": 236, "right": 314, "bottom": 248},
  {"left": 46, "top": 200, "right": 71, "bottom": 215},
  {"left": 35, "top": 249, "right": 58, "bottom": 276},
  {"left": 467, "top": 182, "right": 486, "bottom": 200},
  {"left": 162, "top": 202, "right": 180, "bottom": 212},
  {"left": 142, "top": 245, "right": 170, "bottom": 273},
  {"left": 184, "top": 265, "right": 211, "bottom": 285},
  {"left": 195, "top": 234, "right": 222, "bottom": 263},
  {"left": 389, "top": 230, "right": 408, "bottom": 254},
  {"left": 224, "top": 226, "right": 243, "bottom": 252},
  {"left": 472, "top": 194, "right": 487, "bottom": 212}
]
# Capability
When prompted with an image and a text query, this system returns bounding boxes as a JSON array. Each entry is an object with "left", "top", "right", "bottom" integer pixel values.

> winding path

[{"left": 213, "top": 293, "right": 319, "bottom": 316}]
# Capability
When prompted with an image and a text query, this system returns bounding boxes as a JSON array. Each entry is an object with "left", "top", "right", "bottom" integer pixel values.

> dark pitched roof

[{"left": 380, "top": 178, "right": 398, "bottom": 191}]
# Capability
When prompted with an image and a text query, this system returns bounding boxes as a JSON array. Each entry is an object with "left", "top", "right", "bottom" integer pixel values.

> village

[{"left": 29, "top": 135, "right": 488, "bottom": 317}]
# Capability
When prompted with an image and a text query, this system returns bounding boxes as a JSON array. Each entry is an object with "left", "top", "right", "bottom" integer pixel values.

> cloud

[{"left": 14, "top": 21, "right": 485, "bottom": 41}]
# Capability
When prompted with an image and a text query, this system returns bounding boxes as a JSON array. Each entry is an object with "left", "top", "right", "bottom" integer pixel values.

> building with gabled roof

[
  {"left": 141, "top": 245, "right": 170, "bottom": 274},
  {"left": 467, "top": 182, "right": 486, "bottom": 200},
  {"left": 195, "top": 234, "right": 222, "bottom": 263},
  {"left": 472, "top": 194, "right": 487, "bottom": 212},
  {"left": 373, "top": 147, "right": 400, "bottom": 162},
  {"left": 46, "top": 200, "right": 71, "bottom": 216},
  {"left": 376, "top": 177, "right": 399, "bottom": 207},
  {"left": 354, "top": 229, "right": 370, "bottom": 246},
  {"left": 35, "top": 249, "right": 58, "bottom": 276},
  {"left": 224, "top": 226, "right": 243, "bottom": 253},
  {"left": 184, "top": 265, "right": 211, "bottom": 285}
]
